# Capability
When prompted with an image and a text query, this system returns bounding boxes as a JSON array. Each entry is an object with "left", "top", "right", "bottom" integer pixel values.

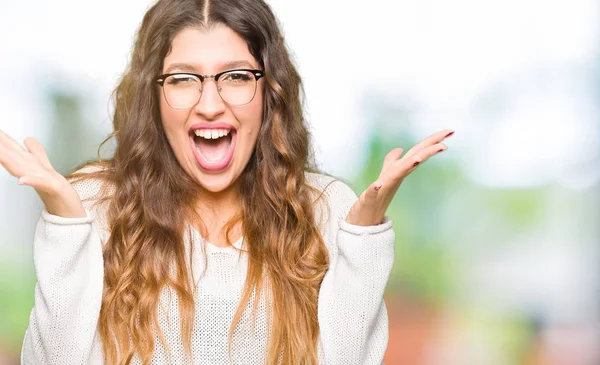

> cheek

[
  {"left": 243, "top": 91, "right": 264, "bottom": 134},
  {"left": 238, "top": 104, "right": 263, "bottom": 143},
  {"left": 159, "top": 99, "right": 186, "bottom": 138}
]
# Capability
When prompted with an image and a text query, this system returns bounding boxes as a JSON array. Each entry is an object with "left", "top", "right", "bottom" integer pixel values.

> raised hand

[
  {"left": 0, "top": 130, "right": 86, "bottom": 218},
  {"left": 345, "top": 129, "right": 455, "bottom": 226}
]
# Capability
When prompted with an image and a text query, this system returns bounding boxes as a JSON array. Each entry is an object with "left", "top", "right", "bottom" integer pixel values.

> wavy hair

[{"left": 67, "top": 0, "right": 330, "bottom": 363}]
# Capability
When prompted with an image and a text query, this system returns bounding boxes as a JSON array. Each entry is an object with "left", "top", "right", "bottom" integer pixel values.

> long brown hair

[{"left": 67, "top": 0, "right": 329, "bottom": 363}]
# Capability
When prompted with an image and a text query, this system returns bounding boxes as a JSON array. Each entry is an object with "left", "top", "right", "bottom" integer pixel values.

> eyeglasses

[{"left": 156, "top": 69, "right": 264, "bottom": 109}]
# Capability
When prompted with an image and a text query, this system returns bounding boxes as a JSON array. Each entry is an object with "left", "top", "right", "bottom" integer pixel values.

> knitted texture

[{"left": 21, "top": 169, "right": 395, "bottom": 365}]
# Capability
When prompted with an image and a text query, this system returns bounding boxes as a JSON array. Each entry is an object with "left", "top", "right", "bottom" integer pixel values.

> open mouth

[
  {"left": 192, "top": 128, "right": 234, "bottom": 162},
  {"left": 189, "top": 124, "right": 237, "bottom": 171}
]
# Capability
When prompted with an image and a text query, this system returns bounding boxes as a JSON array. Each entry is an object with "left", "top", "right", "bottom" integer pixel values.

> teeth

[{"left": 193, "top": 129, "right": 231, "bottom": 139}]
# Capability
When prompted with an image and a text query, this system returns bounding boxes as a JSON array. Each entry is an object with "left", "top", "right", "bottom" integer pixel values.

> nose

[{"left": 194, "top": 78, "right": 225, "bottom": 119}]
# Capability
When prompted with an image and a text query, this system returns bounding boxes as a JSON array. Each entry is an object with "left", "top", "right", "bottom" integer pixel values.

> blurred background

[{"left": 1, "top": 0, "right": 598, "bottom": 364}]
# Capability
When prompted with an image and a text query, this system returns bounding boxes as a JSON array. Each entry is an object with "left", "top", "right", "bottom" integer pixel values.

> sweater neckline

[
  {"left": 189, "top": 225, "right": 245, "bottom": 254},
  {"left": 205, "top": 235, "right": 244, "bottom": 254}
]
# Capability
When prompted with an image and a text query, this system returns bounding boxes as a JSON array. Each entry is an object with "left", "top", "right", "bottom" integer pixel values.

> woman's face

[{"left": 159, "top": 24, "right": 263, "bottom": 194}]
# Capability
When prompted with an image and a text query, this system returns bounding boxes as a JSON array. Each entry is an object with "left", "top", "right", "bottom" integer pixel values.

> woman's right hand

[{"left": 0, "top": 130, "right": 87, "bottom": 218}]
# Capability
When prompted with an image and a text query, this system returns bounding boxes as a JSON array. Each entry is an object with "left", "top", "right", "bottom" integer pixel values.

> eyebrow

[{"left": 164, "top": 60, "right": 257, "bottom": 74}]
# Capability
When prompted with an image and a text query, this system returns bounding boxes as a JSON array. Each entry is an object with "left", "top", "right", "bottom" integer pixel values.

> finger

[
  {"left": 403, "top": 143, "right": 448, "bottom": 171},
  {"left": 403, "top": 129, "right": 453, "bottom": 160},
  {"left": 404, "top": 129, "right": 452, "bottom": 159},
  {"left": 24, "top": 137, "right": 53, "bottom": 171},
  {"left": 0, "top": 157, "right": 24, "bottom": 178},
  {"left": 0, "top": 129, "right": 28, "bottom": 156},
  {"left": 0, "top": 143, "right": 26, "bottom": 177}
]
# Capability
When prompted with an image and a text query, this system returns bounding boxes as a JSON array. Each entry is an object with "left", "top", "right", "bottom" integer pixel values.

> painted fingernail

[
  {"left": 374, "top": 182, "right": 382, "bottom": 190},
  {"left": 413, "top": 161, "right": 421, "bottom": 167},
  {"left": 438, "top": 147, "right": 447, "bottom": 153},
  {"left": 445, "top": 131, "right": 454, "bottom": 138}
]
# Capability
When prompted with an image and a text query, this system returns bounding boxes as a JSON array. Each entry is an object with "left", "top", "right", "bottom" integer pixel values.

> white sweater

[{"left": 20, "top": 170, "right": 395, "bottom": 365}]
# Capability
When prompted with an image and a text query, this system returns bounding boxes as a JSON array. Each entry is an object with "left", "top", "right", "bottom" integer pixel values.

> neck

[
  {"left": 191, "top": 181, "right": 243, "bottom": 242},
  {"left": 198, "top": 182, "right": 240, "bottom": 214}
]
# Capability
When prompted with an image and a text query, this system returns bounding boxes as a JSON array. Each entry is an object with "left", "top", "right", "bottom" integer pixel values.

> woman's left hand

[{"left": 345, "top": 129, "right": 455, "bottom": 226}]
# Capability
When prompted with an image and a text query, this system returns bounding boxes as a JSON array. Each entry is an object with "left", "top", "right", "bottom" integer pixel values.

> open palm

[
  {"left": 346, "top": 129, "right": 455, "bottom": 226},
  {"left": 0, "top": 130, "right": 86, "bottom": 218}
]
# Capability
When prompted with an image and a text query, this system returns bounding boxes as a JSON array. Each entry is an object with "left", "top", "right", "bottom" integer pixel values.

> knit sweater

[{"left": 20, "top": 169, "right": 395, "bottom": 365}]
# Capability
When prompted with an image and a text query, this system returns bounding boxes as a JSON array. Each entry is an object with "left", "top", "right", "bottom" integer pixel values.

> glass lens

[
  {"left": 218, "top": 70, "right": 257, "bottom": 105},
  {"left": 163, "top": 74, "right": 201, "bottom": 109}
]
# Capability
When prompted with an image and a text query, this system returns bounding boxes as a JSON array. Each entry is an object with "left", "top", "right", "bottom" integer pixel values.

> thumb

[
  {"left": 18, "top": 175, "right": 54, "bottom": 194},
  {"left": 383, "top": 148, "right": 404, "bottom": 170}
]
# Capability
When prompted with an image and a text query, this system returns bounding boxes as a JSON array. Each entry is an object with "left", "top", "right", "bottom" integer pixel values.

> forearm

[
  {"left": 21, "top": 209, "right": 104, "bottom": 365},
  {"left": 318, "top": 218, "right": 395, "bottom": 365}
]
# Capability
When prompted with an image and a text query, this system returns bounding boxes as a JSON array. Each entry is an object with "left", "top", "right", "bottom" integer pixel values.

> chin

[{"left": 193, "top": 169, "right": 238, "bottom": 194}]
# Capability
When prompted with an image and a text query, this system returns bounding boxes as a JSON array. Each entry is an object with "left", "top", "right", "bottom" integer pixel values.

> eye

[
  {"left": 166, "top": 74, "right": 200, "bottom": 86},
  {"left": 221, "top": 71, "right": 252, "bottom": 83}
]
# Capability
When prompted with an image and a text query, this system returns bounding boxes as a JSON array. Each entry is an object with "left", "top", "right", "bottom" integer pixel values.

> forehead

[{"left": 163, "top": 25, "right": 258, "bottom": 73}]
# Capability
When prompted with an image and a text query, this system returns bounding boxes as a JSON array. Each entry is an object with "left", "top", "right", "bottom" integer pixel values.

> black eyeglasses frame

[{"left": 156, "top": 69, "right": 265, "bottom": 86}]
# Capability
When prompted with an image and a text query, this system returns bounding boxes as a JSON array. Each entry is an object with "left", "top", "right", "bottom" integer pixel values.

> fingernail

[
  {"left": 374, "top": 182, "right": 382, "bottom": 190},
  {"left": 445, "top": 131, "right": 454, "bottom": 138},
  {"left": 438, "top": 147, "right": 447, "bottom": 153},
  {"left": 413, "top": 161, "right": 421, "bottom": 167}
]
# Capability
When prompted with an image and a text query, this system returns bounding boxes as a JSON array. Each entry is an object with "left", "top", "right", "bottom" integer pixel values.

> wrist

[
  {"left": 44, "top": 198, "right": 87, "bottom": 218},
  {"left": 41, "top": 182, "right": 86, "bottom": 218},
  {"left": 345, "top": 213, "right": 384, "bottom": 227}
]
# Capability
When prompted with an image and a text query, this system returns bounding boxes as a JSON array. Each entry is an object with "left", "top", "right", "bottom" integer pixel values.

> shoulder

[
  {"left": 304, "top": 171, "right": 358, "bottom": 231},
  {"left": 68, "top": 164, "right": 112, "bottom": 209},
  {"left": 67, "top": 164, "right": 113, "bottom": 239},
  {"left": 305, "top": 171, "right": 358, "bottom": 206}
]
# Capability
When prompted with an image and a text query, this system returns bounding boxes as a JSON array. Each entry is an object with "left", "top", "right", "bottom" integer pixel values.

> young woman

[{"left": 1, "top": 0, "right": 453, "bottom": 363}]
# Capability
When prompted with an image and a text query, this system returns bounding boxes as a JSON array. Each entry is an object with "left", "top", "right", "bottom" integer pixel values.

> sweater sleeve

[
  {"left": 20, "top": 207, "right": 105, "bottom": 365},
  {"left": 317, "top": 179, "right": 395, "bottom": 365}
]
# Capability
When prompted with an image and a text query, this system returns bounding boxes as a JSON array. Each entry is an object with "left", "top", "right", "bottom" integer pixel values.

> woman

[{"left": 1, "top": 0, "right": 453, "bottom": 363}]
